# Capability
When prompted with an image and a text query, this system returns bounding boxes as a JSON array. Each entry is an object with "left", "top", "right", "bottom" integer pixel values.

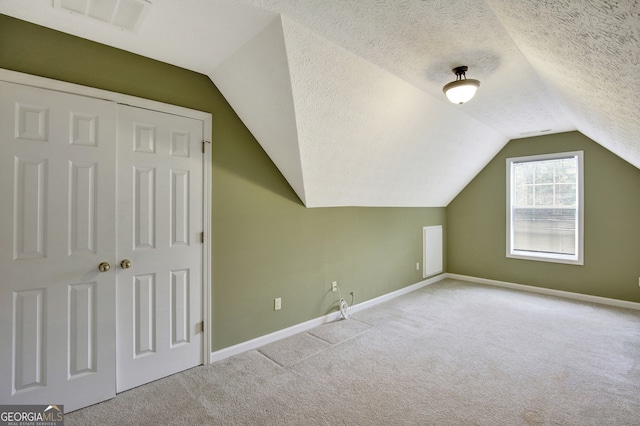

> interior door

[
  {"left": 115, "top": 105, "right": 203, "bottom": 392},
  {"left": 0, "top": 81, "right": 117, "bottom": 411}
]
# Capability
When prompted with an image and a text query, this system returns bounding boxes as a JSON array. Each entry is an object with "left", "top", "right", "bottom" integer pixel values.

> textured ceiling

[{"left": 1, "top": 0, "right": 638, "bottom": 207}]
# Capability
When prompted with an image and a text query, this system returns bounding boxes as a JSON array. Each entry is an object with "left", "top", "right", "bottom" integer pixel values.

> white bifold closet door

[
  {"left": 0, "top": 81, "right": 204, "bottom": 411},
  {"left": 0, "top": 81, "right": 118, "bottom": 411},
  {"left": 115, "top": 105, "right": 203, "bottom": 393}
]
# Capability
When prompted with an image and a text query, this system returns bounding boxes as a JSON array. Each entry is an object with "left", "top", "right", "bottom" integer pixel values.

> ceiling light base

[{"left": 452, "top": 66, "right": 468, "bottom": 76}]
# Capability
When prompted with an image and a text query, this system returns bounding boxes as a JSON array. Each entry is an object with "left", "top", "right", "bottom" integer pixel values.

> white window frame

[{"left": 506, "top": 151, "right": 584, "bottom": 265}]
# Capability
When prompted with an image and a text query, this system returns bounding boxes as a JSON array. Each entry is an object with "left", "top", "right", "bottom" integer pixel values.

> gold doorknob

[
  {"left": 98, "top": 262, "right": 111, "bottom": 272},
  {"left": 120, "top": 259, "right": 132, "bottom": 269}
]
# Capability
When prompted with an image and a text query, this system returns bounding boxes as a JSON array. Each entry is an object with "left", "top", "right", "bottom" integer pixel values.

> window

[{"left": 506, "top": 151, "right": 583, "bottom": 265}]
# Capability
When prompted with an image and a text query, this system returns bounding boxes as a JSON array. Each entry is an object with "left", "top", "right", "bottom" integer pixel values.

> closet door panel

[
  {"left": 116, "top": 104, "right": 203, "bottom": 393},
  {"left": 0, "top": 81, "right": 117, "bottom": 412}
]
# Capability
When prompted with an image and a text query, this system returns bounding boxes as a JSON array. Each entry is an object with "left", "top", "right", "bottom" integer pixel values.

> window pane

[
  {"left": 514, "top": 166, "right": 525, "bottom": 186},
  {"left": 513, "top": 208, "right": 576, "bottom": 255},
  {"left": 556, "top": 183, "right": 576, "bottom": 206},
  {"left": 535, "top": 184, "right": 554, "bottom": 205},
  {"left": 519, "top": 163, "right": 535, "bottom": 184},
  {"left": 556, "top": 159, "right": 576, "bottom": 183},
  {"left": 535, "top": 161, "right": 554, "bottom": 183}
]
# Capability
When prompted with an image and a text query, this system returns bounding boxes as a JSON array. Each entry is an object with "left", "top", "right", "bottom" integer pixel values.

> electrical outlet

[
  {"left": 638, "top": 277, "right": 640, "bottom": 287},
  {"left": 331, "top": 281, "right": 338, "bottom": 292},
  {"left": 274, "top": 297, "right": 281, "bottom": 310},
  {"left": 416, "top": 262, "right": 420, "bottom": 271}
]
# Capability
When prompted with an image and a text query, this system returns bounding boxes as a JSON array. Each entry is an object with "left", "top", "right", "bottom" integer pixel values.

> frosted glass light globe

[{"left": 443, "top": 79, "right": 480, "bottom": 104}]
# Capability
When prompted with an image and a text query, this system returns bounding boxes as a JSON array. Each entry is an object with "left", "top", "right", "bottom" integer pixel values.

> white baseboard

[
  {"left": 350, "top": 273, "right": 446, "bottom": 314},
  {"left": 209, "top": 311, "right": 342, "bottom": 363},
  {"left": 209, "top": 273, "right": 447, "bottom": 363},
  {"left": 446, "top": 273, "right": 640, "bottom": 311}
]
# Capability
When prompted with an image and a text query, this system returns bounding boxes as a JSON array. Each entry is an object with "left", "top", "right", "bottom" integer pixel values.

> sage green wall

[
  {"left": 448, "top": 131, "right": 640, "bottom": 303},
  {"left": 0, "top": 15, "right": 445, "bottom": 350}
]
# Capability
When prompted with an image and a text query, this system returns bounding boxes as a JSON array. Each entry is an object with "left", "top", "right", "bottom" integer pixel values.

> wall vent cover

[{"left": 54, "top": 0, "right": 151, "bottom": 32}]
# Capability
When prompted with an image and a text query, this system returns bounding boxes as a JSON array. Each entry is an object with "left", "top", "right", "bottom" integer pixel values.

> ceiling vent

[{"left": 54, "top": 0, "right": 151, "bottom": 32}]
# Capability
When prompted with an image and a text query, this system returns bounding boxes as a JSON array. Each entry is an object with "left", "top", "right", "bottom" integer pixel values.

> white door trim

[{"left": 0, "top": 68, "right": 213, "bottom": 365}]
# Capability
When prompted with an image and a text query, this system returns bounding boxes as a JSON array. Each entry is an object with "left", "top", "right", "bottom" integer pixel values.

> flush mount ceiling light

[{"left": 442, "top": 66, "right": 480, "bottom": 104}]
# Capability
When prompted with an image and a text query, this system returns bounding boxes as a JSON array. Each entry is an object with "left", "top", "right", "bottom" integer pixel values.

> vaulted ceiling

[{"left": 2, "top": 0, "right": 638, "bottom": 207}]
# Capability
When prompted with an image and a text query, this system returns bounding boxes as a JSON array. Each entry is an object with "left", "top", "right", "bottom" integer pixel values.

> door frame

[{"left": 0, "top": 68, "right": 213, "bottom": 367}]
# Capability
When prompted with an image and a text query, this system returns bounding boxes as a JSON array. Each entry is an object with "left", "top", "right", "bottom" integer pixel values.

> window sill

[{"left": 507, "top": 251, "right": 583, "bottom": 266}]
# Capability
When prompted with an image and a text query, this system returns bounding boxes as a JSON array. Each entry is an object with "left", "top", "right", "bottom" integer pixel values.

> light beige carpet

[{"left": 66, "top": 279, "right": 640, "bottom": 425}]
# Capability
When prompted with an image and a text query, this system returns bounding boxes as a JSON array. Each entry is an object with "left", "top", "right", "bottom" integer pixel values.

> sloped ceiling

[{"left": 1, "top": 0, "right": 638, "bottom": 207}]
